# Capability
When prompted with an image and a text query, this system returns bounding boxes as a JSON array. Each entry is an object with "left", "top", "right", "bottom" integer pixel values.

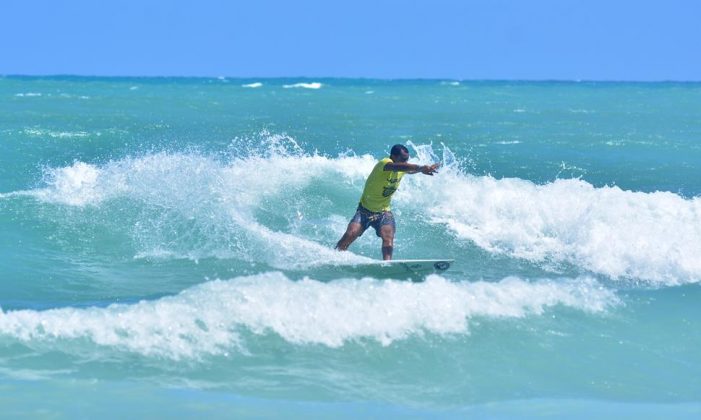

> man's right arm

[{"left": 383, "top": 162, "right": 440, "bottom": 175}]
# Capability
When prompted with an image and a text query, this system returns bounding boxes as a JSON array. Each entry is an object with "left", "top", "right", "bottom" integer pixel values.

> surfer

[{"left": 335, "top": 144, "right": 440, "bottom": 260}]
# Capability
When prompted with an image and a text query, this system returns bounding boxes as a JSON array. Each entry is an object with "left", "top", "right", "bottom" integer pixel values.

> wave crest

[{"left": 0, "top": 272, "right": 617, "bottom": 359}]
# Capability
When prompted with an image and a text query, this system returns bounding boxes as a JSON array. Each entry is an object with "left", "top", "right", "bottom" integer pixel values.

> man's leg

[
  {"left": 336, "top": 222, "right": 363, "bottom": 251},
  {"left": 379, "top": 224, "right": 395, "bottom": 260}
]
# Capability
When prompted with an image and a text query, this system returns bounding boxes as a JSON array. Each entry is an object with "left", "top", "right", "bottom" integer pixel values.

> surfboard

[{"left": 326, "top": 259, "right": 454, "bottom": 281}]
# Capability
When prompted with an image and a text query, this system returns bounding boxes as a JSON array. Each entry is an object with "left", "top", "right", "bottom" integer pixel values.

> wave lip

[{"left": 0, "top": 273, "right": 618, "bottom": 359}]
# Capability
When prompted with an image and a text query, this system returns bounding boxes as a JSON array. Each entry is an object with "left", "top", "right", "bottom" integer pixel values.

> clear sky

[{"left": 2, "top": 0, "right": 700, "bottom": 80}]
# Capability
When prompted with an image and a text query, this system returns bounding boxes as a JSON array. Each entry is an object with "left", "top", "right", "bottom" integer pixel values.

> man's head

[{"left": 390, "top": 144, "right": 410, "bottom": 163}]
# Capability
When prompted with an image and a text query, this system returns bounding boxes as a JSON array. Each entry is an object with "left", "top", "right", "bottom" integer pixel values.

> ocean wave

[
  {"left": 0, "top": 272, "right": 617, "bottom": 359},
  {"left": 12, "top": 139, "right": 701, "bottom": 285},
  {"left": 242, "top": 82, "right": 263, "bottom": 88}
]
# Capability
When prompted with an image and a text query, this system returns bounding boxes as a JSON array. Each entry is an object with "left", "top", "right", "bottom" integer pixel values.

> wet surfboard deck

[{"left": 308, "top": 259, "right": 454, "bottom": 281}]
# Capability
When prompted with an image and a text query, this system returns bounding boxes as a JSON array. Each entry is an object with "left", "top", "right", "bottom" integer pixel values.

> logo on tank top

[
  {"left": 382, "top": 186, "right": 397, "bottom": 197},
  {"left": 383, "top": 174, "right": 400, "bottom": 196}
]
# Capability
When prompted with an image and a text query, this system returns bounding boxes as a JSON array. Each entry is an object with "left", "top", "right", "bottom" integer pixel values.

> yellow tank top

[{"left": 359, "top": 158, "right": 405, "bottom": 212}]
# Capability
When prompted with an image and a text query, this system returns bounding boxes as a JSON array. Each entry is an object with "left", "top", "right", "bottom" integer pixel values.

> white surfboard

[{"left": 325, "top": 259, "right": 454, "bottom": 281}]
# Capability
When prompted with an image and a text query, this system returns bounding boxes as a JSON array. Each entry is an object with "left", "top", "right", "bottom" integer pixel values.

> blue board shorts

[{"left": 350, "top": 204, "right": 396, "bottom": 237}]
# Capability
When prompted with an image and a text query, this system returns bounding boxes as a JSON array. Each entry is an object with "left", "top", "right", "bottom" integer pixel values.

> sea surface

[{"left": 1, "top": 76, "right": 700, "bottom": 418}]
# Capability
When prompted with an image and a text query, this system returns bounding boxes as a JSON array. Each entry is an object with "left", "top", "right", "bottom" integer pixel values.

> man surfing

[{"left": 335, "top": 144, "right": 440, "bottom": 260}]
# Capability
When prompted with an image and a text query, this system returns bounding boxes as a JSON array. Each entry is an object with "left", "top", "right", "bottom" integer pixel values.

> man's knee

[
  {"left": 347, "top": 223, "right": 363, "bottom": 238},
  {"left": 337, "top": 223, "right": 363, "bottom": 250},
  {"left": 380, "top": 227, "right": 394, "bottom": 245}
]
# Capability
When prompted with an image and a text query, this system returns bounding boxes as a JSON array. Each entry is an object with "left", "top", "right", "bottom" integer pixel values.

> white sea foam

[
  {"left": 14, "top": 92, "right": 43, "bottom": 97},
  {"left": 242, "top": 82, "right": 263, "bottom": 88},
  {"left": 0, "top": 272, "right": 617, "bottom": 359},
  {"left": 283, "top": 82, "right": 323, "bottom": 89},
  {"left": 34, "top": 161, "right": 104, "bottom": 206}
]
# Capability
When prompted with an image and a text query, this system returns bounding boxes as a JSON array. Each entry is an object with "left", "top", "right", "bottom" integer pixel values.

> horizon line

[{"left": 2, "top": 73, "right": 701, "bottom": 84}]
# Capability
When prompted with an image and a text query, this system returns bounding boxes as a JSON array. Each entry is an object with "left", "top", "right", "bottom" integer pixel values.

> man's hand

[{"left": 420, "top": 163, "right": 440, "bottom": 176}]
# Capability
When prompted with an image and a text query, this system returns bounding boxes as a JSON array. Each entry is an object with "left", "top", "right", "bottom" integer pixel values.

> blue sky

[{"left": 2, "top": 0, "right": 699, "bottom": 80}]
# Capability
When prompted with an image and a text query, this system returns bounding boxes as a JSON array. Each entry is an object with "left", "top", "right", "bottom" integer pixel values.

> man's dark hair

[{"left": 390, "top": 144, "right": 409, "bottom": 156}]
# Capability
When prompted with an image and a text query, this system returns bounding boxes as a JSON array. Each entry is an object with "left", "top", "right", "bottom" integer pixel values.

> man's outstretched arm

[{"left": 384, "top": 162, "right": 440, "bottom": 175}]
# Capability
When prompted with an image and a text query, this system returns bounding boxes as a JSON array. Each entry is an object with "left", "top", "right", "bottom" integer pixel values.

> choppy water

[{"left": 1, "top": 76, "right": 700, "bottom": 417}]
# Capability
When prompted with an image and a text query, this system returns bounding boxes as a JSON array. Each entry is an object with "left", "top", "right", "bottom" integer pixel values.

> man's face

[{"left": 393, "top": 150, "right": 410, "bottom": 163}]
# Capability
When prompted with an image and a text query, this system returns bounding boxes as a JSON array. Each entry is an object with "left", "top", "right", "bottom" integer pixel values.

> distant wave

[
  {"left": 58, "top": 93, "right": 90, "bottom": 99},
  {"left": 0, "top": 272, "right": 616, "bottom": 359},
  {"left": 23, "top": 128, "right": 93, "bottom": 139},
  {"left": 242, "top": 82, "right": 263, "bottom": 88},
  {"left": 14, "top": 92, "right": 90, "bottom": 99},
  {"left": 283, "top": 82, "right": 323, "bottom": 89}
]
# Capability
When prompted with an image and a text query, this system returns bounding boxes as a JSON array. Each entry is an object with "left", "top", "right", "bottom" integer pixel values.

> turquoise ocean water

[{"left": 1, "top": 76, "right": 700, "bottom": 417}]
